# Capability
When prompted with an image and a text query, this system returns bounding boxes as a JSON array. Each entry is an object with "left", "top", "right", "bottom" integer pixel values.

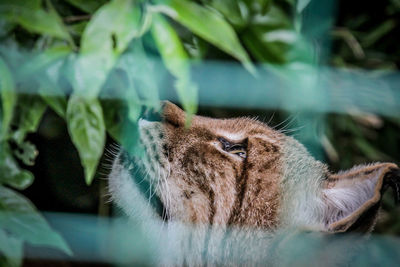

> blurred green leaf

[
  {"left": 0, "top": 185, "right": 72, "bottom": 255},
  {"left": 0, "top": 228, "right": 23, "bottom": 267},
  {"left": 116, "top": 40, "right": 161, "bottom": 109},
  {"left": 0, "top": 143, "right": 34, "bottom": 190},
  {"left": 67, "top": 21, "right": 88, "bottom": 37},
  {"left": 13, "top": 141, "right": 38, "bottom": 166},
  {"left": 25, "top": 45, "right": 70, "bottom": 118},
  {"left": 0, "top": 17, "right": 15, "bottom": 38},
  {"left": 102, "top": 99, "right": 124, "bottom": 142},
  {"left": 74, "top": 0, "right": 141, "bottom": 97},
  {"left": 121, "top": 120, "right": 142, "bottom": 157},
  {"left": 1, "top": 0, "right": 41, "bottom": 9},
  {"left": 38, "top": 77, "right": 67, "bottom": 119},
  {"left": 354, "top": 138, "right": 391, "bottom": 161},
  {"left": 156, "top": 0, "right": 254, "bottom": 73},
  {"left": 297, "top": 0, "right": 311, "bottom": 13},
  {"left": 151, "top": 14, "right": 198, "bottom": 119},
  {"left": 125, "top": 86, "right": 141, "bottom": 123},
  {"left": 0, "top": 1, "right": 72, "bottom": 42},
  {"left": 18, "top": 45, "right": 71, "bottom": 80},
  {"left": 12, "top": 95, "right": 47, "bottom": 144},
  {"left": 65, "top": 0, "right": 107, "bottom": 13},
  {"left": 241, "top": 6, "right": 294, "bottom": 63},
  {"left": 361, "top": 19, "right": 396, "bottom": 48},
  {"left": 67, "top": 95, "right": 105, "bottom": 185},
  {"left": 242, "top": 28, "right": 292, "bottom": 63},
  {"left": 183, "top": 35, "right": 209, "bottom": 59},
  {"left": 209, "top": 0, "right": 249, "bottom": 28},
  {"left": 253, "top": 0, "right": 272, "bottom": 13},
  {"left": 0, "top": 57, "right": 16, "bottom": 141}
]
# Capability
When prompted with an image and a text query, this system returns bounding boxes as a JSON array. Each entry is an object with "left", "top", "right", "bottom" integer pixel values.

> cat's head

[{"left": 109, "top": 101, "right": 399, "bottom": 233}]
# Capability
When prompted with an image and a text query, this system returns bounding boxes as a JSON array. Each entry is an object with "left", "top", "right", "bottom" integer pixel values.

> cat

[{"left": 108, "top": 101, "right": 399, "bottom": 266}]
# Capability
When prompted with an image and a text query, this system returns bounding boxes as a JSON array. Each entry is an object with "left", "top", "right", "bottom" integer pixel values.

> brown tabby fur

[
  {"left": 151, "top": 101, "right": 287, "bottom": 229},
  {"left": 108, "top": 101, "right": 399, "bottom": 265}
]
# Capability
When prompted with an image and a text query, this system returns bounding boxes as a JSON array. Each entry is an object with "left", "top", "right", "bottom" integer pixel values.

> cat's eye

[{"left": 218, "top": 137, "right": 247, "bottom": 159}]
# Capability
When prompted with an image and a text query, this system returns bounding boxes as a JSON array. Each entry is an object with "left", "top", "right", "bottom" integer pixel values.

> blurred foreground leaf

[
  {"left": 13, "top": 141, "right": 38, "bottom": 166},
  {"left": 18, "top": 45, "right": 71, "bottom": 80},
  {"left": 11, "top": 95, "right": 47, "bottom": 144},
  {"left": 0, "top": 186, "right": 72, "bottom": 256},
  {"left": 74, "top": 0, "right": 141, "bottom": 97},
  {"left": 0, "top": 228, "right": 23, "bottom": 267},
  {"left": 0, "top": 0, "right": 72, "bottom": 42},
  {"left": 65, "top": 0, "right": 107, "bottom": 13},
  {"left": 116, "top": 40, "right": 161, "bottom": 110},
  {"left": 67, "top": 95, "right": 105, "bottom": 185},
  {"left": 151, "top": 14, "right": 198, "bottom": 120},
  {"left": 38, "top": 77, "right": 67, "bottom": 119},
  {"left": 0, "top": 57, "right": 16, "bottom": 141},
  {"left": 297, "top": 0, "right": 311, "bottom": 13},
  {"left": 241, "top": 6, "right": 294, "bottom": 64},
  {"left": 0, "top": 143, "right": 34, "bottom": 190},
  {"left": 156, "top": 0, "right": 254, "bottom": 73}
]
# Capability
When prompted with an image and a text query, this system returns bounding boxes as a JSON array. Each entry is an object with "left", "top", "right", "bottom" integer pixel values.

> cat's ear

[
  {"left": 323, "top": 163, "right": 398, "bottom": 233},
  {"left": 161, "top": 101, "right": 186, "bottom": 127}
]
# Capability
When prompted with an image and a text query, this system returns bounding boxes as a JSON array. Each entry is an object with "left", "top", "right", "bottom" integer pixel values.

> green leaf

[
  {"left": 183, "top": 35, "right": 209, "bottom": 59},
  {"left": 18, "top": 45, "right": 71, "bottom": 80},
  {"left": 0, "top": 228, "right": 23, "bottom": 267},
  {"left": 102, "top": 99, "right": 124, "bottom": 142},
  {"left": 65, "top": 0, "right": 107, "bottom": 13},
  {"left": 102, "top": 99, "right": 142, "bottom": 156},
  {"left": 241, "top": 6, "right": 295, "bottom": 64},
  {"left": 38, "top": 78, "right": 67, "bottom": 119},
  {"left": 0, "top": 2, "right": 72, "bottom": 42},
  {"left": 297, "top": 0, "right": 312, "bottom": 13},
  {"left": 12, "top": 95, "right": 47, "bottom": 144},
  {"left": 0, "top": 17, "right": 16, "bottom": 38},
  {"left": 209, "top": 0, "right": 249, "bottom": 28},
  {"left": 242, "top": 29, "right": 294, "bottom": 63},
  {"left": 67, "top": 21, "right": 88, "bottom": 37},
  {"left": 361, "top": 19, "right": 396, "bottom": 48},
  {"left": 125, "top": 86, "right": 142, "bottom": 123},
  {"left": 67, "top": 95, "right": 105, "bottom": 185},
  {"left": 0, "top": 57, "right": 16, "bottom": 141},
  {"left": 0, "top": 0, "right": 41, "bottom": 10},
  {"left": 151, "top": 14, "right": 198, "bottom": 119},
  {"left": 18, "top": 45, "right": 69, "bottom": 119},
  {"left": 155, "top": 0, "right": 254, "bottom": 73},
  {"left": 0, "top": 143, "right": 34, "bottom": 190},
  {"left": 116, "top": 40, "right": 160, "bottom": 110},
  {"left": 13, "top": 141, "right": 38, "bottom": 166},
  {"left": 0, "top": 186, "right": 72, "bottom": 256},
  {"left": 354, "top": 138, "right": 390, "bottom": 161},
  {"left": 74, "top": 0, "right": 141, "bottom": 97}
]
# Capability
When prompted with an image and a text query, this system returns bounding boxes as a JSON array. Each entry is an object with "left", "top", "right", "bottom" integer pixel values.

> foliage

[
  {"left": 0, "top": 0, "right": 399, "bottom": 265},
  {"left": 325, "top": 0, "right": 400, "bottom": 234},
  {"left": 0, "top": 0, "right": 301, "bottom": 264}
]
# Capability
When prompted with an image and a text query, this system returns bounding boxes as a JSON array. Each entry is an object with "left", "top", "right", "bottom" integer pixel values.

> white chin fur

[{"left": 108, "top": 157, "right": 157, "bottom": 221}]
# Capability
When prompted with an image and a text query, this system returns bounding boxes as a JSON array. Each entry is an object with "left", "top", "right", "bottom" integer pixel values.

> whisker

[
  {"left": 277, "top": 113, "right": 299, "bottom": 132},
  {"left": 266, "top": 111, "right": 276, "bottom": 125},
  {"left": 280, "top": 125, "right": 305, "bottom": 134}
]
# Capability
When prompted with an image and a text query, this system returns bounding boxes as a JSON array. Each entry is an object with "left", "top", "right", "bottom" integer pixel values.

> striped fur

[{"left": 108, "top": 102, "right": 399, "bottom": 265}]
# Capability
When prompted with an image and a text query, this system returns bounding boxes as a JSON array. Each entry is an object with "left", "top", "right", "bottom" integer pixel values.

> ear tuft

[{"left": 323, "top": 163, "right": 398, "bottom": 233}]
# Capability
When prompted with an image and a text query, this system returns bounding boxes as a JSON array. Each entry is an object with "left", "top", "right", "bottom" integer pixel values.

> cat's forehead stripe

[{"left": 216, "top": 131, "right": 245, "bottom": 141}]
